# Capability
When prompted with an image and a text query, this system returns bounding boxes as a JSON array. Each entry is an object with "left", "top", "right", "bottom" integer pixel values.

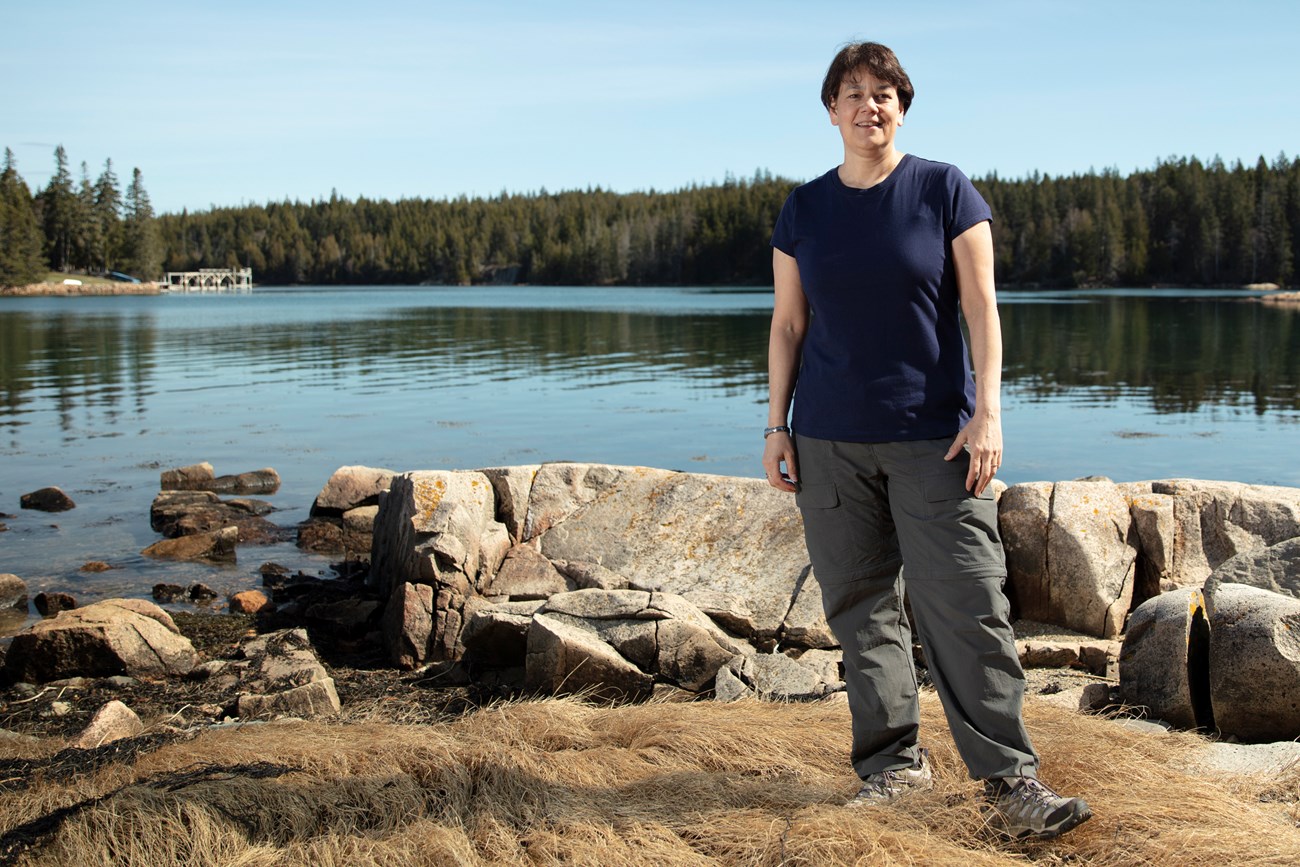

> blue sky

[{"left": 5, "top": 0, "right": 1298, "bottom": 214}]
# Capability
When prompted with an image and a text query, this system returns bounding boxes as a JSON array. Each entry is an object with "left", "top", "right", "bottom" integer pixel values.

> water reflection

[
  {"left": 3, "top": 290, "right": 1297, "bottom": 435},
  {"left": 1000, "top": 296, "right": 1299, "bottom": 414},
  {"left": 1, "top": 287, "right": 1298, "bottom": 622}
]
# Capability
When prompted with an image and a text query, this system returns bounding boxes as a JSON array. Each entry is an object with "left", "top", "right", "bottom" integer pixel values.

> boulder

[
  {"left": 531, "top": 464, "right": 814, "bottom": 641},
  {"left": 341, "top": 506, "right": 380, "bottom": 555},
  {"left": 310, "top": 465, "right": 396, "bottom": 516},
  {"left": 480, "top": 465, "right": 539, "bottom": 542},
  {"left": 152, "top": 584, "right": 184, "bottom": 603},
  {"left": 1118, "top": 587, "right": 1212, "bottom": 730},
  {"left": 524, "top": 590, "right": 746, "bottom": 695},
  {"left": 525, "top": 611, "right": 654, "bottom": 700},
  {"left": 1003, "top": 479, "right": 1137, "bottom": 638},
  {"left": 1205, "top": 537, "right": 1300, "bottom": 599},
  {"left": 150, "top": 490, "right": 282, "bottom": 544},
  {"left": 20, "top": 486, "right": 75, "bottom": 512},
  {"left": 141, "top": 526, "right": 238, "bottom": 562},
  {"left": 3, "top": 599, "right": 199, "bottom": 682},
  {"left": 370, "top": 471, "right": 508, "bottom": 662},
  {"left": 0, "top": 573, "right": 27, "bottom": 609},
  {"left": 998, "top": 482, "right": 1053, "bottom": 619},
  {"left": 1121, "top": 486, "right": 1176, "bottom": 600},
  {"left": 161, "top": 463, "right": 280, "bottom": 495},
  {"left": 1149, "top": 480, "right": 1300, "bottom": 586},
  {"left": 188, "top": 582, "right": 219, "bottom": 602},
  {"left": 382, "top": 582, "right": 435, "bottom": 670},
  {"left": 79, "top": 561, "right": 113, "bottom": 573},
  {"left": 229, "top": 590, "right": 270, "bottom": 614},
  {"left": 480, "top": 544, "right": 574, "bottom": 600},
  {"left": 297, "top": 505, "right": 381, "bottom": 558},
  {"left": 160, "top": 462, "right": 217, "bottom": 490},
  {"left": 747, "top": 648, "right": 844, "bottom": 700},
  {"left": 232, "top": 628, "right": 340, "bottom": 719},
  {"left": 72, "top": 700, "right": 144, "bottom": 749},
  {"left": 1204, "top": 583, "right": 1300, "bottom": 742},
  {"left": 34, "top": 591, "right": 76, "bottom": 615}
]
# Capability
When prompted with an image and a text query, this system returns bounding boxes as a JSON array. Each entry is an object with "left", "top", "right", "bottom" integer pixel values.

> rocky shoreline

[
  {"left": 0, "top": 281, "right": 163, "bottom": 296},
  {"left": 4, "top": 462, "right": 1300, "bottom": 758},
  {"left": 4, "top": 461, "right": 1300, "bottom": 864}
]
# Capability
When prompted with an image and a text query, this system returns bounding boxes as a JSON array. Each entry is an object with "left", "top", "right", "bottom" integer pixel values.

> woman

[{"left": 761, "top": 41, "right": 1091, "bottom": 841}]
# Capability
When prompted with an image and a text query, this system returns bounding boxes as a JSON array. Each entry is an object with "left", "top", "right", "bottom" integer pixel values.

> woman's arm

[
  {"left": 763, "top": 248, "right": 810, "bottom": 492},
  {"left": 945, "top": 219, "right": 1003, "bottom": 496}
]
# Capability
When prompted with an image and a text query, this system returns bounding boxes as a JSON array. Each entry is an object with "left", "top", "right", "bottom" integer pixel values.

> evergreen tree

[
  {"left": 121, "top": 167, "right": 161, "bottom": 279},
  {"left": 93, "top": 159, "right": 122, "bottom": 273},
  {"left": 0, "top": 148, "right": 47, "bottom": 286},
  {"left": 39, "top": 145, "right": 78, "bottom": 272},
  {"left": 72, "top": 161, "right": 102, "bottom": 272}
]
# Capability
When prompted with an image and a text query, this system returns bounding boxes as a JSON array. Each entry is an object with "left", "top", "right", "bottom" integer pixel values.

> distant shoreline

[{"left": 0, "top": 281, "right": 163, "bottom": 297}]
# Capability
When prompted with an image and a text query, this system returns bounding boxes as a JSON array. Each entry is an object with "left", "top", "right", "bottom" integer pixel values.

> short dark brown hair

[{"left": 820, "top": 42, "right": 914, "bottom": 114}]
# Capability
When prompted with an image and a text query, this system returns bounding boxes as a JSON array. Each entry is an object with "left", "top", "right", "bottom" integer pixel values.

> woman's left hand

[{"left": 945, "top": 412, "right": 1002, "bottom": 496}]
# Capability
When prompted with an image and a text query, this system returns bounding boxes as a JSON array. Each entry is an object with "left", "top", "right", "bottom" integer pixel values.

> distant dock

[{"left": 163, "top": 268, "right": 253, "bottom": 293}]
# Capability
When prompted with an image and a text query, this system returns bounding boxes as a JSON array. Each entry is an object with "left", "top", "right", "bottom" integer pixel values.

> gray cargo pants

[{"left": 794, "top": 434, "right": 1039, "bottom": 781}]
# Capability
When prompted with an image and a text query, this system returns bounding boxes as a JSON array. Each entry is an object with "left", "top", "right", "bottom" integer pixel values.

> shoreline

[{"left": 0, "top": 281, "right": 164, "bottom": 297}]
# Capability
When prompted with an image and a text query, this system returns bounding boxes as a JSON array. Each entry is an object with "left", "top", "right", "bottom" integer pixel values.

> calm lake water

[{"left": 2, "top": 285, "right": 1298, "bottom": 632}]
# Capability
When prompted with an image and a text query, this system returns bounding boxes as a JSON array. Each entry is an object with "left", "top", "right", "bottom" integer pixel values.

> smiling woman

[{"left": 762, "top": 40, "right": 1092, "bottom": 839}]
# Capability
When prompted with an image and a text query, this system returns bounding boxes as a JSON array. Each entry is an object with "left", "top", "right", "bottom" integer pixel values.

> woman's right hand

[{"left": 762, "top": 431, "right": 799, "bottom": 492}]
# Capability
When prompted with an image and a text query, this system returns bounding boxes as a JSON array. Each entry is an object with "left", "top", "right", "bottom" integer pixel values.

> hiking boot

[
  {"left": 847, "top": 748, "right": 933, "bottom": 807},
  {"left": 984, "top": 776, "right": 1092, "bottom": 839}
]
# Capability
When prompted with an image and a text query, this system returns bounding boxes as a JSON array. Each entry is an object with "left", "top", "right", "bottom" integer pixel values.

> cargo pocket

[
  {"left": 795, "top": 482, "right": 839, "bottom": 510},
  {"left": 921, "top": 471, "right": 992, "bottom": 503}
]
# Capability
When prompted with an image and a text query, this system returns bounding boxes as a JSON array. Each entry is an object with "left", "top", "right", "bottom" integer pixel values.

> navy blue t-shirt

[{"left": 771, "top": 154, "right": 992, "bottom": 442}]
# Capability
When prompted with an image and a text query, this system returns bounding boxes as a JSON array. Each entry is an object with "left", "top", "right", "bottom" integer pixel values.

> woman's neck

[{"left": 838, "top": 149, "right": 904, "bottom": 189}]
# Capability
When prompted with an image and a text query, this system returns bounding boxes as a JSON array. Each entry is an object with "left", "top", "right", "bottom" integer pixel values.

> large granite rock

[
  {"left": 1134, "top": 480, "right": 1300, "bottom": 586},
  {"left": 310, "top": 465, "right": 397, "bottom": 516},
  {"left": 529, "top": 464, "right": 811, "bottom": 641},
  {"left": 1001, "top": 479, "right": 1136, "bottom": 637},
  {"left": 3, "top": 599, "right": 199, "bottom": 682},
  {"left": 371, "top": 471, "right": 510, "bottom": 665},
  {"left": 1119, "top": 587, "right": 1212, "bottom": 730},
  {"left": 523, "top": 589, "right": 746, "bottom": 696},
  {"left": 1205, "top": 537, "right": 1300, "bottom": 599},
  {"left": 382, "top": 582, "right": 435, "bottom": 671},
  {"left": 1204, "top": 583, "right": 1300, "bottom": 742},
  {"left": 150, "top": 490, "right": 282, "bottom": 544}
]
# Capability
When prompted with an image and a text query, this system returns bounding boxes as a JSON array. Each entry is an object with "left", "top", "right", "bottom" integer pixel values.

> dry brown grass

[{"left": 1, "top": 692, "right": 1297, "bottom": 866}]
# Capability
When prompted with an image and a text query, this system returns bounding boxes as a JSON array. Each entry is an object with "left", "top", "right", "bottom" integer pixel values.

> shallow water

[{"left": 1, "top": 285, "right": 1297, "bottom": 632}]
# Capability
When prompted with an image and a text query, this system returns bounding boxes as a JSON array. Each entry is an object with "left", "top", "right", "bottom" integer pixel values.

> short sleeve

[
  {"left": 946, "top": 167, "right": 993, "bottom": 241},
  {"left": 771, "top": 192, "right": 797, "bottom": 256}
]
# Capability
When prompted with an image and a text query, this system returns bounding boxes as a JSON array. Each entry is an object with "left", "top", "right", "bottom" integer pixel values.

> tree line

[
  {"left": 3, "top": 146, "right": 1297, "bottom": 288},
  {"left": 0, "top": 146, "right": 160, "bottom": 286}
]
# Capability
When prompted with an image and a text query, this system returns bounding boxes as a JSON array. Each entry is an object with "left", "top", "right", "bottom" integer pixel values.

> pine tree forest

[{"left": 3, "top": 147, "right": 1298, "bottom": 289}]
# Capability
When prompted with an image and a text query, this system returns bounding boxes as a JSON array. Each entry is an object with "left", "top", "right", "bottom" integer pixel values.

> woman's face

[{"left": 828, "top": 67, "right": 904, "bottom": 154}]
